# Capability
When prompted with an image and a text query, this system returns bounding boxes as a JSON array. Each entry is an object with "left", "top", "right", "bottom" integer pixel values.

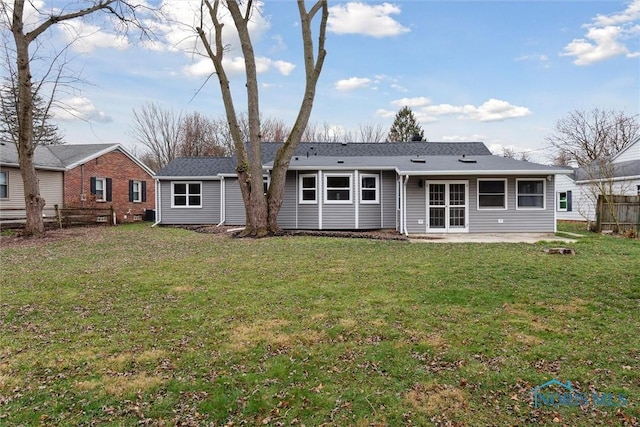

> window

[
  {"left": 517, "top": 179, "right": 545, "bottom": 209},
  {"left": 360, "top": 174, "right": 379, "bottom": 204},
  {"left": 90, "top": 177, "right": 112, "bottom": 202},
  {"left": 129, "top": 180, "right": 146, "bottom": 203},
  {"left": 325, "top": 174, "right": 352, "bottom": 203},
  {"left": 263, "top": 176, "right": 270, "bottom": 195},
  {"left": 299, "top": 173, "right": 317, "bottom": 204},
  {"left": 172, "top": 182, "right": 202, "bottom": 207},
  {"left": 557, "top": 191, "right": 572, "bottom": 212},
  {"left": 0, "top": 171, "right": 7, "bottom": 199},
  {"left": 637, "top": 185, "right": 640, "bottom": 196},
  {"left": 477, "top": 179, "right": 506, "bottom": 209}
]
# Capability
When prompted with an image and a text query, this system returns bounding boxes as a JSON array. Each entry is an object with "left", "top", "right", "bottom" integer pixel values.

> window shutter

[
  {"left": 567, "top": 190, "right": 572, "bottom": 212},
  {"left": 106, "top": 178, "right": 112, "bottom": 202},
  {"left": 90, "top": 177, "right": 97, "bottom": 195},
  {"left": 141, "top": 181, "right": 147, "bottom": 202},
  {"left": 129, "top": 180, "right": 134, "bottom": 202}
]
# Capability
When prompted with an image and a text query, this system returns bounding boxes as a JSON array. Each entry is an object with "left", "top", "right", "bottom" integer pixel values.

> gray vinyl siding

[
  {"left": 321, "top": 171, "right": 355, "bottom": 229},
  {"left": 405, "top": 177, "right": 427, "bottom": 233},
  {"left": 358, "top": 170, "right": 385, "bottom": 229},
  {"left": 381, "top": 170, "right": 397, "bottom": 229},
  {"left": 0, "top": 167, "right": 62, "bottom": 219},
  {"left": 277, "top": 171, "right": 298, "bottom": 228},
  {"left": 224, "top": 178, "right": 246, "bottom": 225},
  {"left": 159, "top": 180, "right": 220, "bottom": 224},
  {"left": 403, "top": 175, "right": 556, "bottom": 233},
  {"left": 469, "top": 176, "right": 555, "bottom": 232}
]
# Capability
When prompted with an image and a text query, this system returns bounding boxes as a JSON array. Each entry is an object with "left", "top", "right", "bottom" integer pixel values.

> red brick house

[
  {"left": 56, "top": 144, "right": 155, "bottom": 223},
  {"left": 1, "top": 143, "right": 155, "bottom": 224}
]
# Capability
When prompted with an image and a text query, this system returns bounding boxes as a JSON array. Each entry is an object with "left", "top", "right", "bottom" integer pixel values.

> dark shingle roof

[
  {"left": 156, "top": 142, "right": 494, "bottom": 177},
  {"left": 155, "top": 157, "right": 237, "bottom": 177},
  {"left": 47, "top": 144, "right": 118, "bottom": 166},
  {"left": 0, "top": 142, "right": 65, "bottom": 169}
]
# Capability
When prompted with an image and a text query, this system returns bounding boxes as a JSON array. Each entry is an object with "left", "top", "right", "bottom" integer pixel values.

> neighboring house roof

[
  {"left": 575, "top": 159, "right": 640, "bottom": 182},
  {"left": 0, "top": 142, "right": 155, "bottom": 176},
  {"left": 157, "top": 142, "right": 570, "bottom": 178},
  {"left": 0, "top": 142, "right": 66, "bottom": 170},
  {"left": 611, "top": 138, "right": 640, "bottom": 163}
]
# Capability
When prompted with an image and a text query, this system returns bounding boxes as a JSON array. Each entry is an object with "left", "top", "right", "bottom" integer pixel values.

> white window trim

[
  {"left": 132, "top": 180, "right": 142, "bottom": 203},
  {"left": 516, "top": 178, "right": 545, "bottom": 210},
  {"left": 477, "top": 178, "right": 507, "bottom": 210},
  {"left": 557, "top": 191, "right": 568, "bottom": 212},
  {"left": 324, "top": 173, "right": 353, "bottom": 204},
  {"left": 0, "top": 171, "right": 8, "bottom": 199},
  {"left": 299, "top": 173, "right": 318, "bottom": 204},
  {"left": 171, "top": 181, "right": 203, "bottom": 208},
  {"left": 95, "top": 177, "right": 107, "bottom": 202},
  {"left": 360, "top": 173, "right": 380, "bottom": 204}
]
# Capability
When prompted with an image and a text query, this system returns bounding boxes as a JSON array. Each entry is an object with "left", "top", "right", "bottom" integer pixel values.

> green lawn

[{"left": 0, "top": 223, "right": 638, "bottom": 426}]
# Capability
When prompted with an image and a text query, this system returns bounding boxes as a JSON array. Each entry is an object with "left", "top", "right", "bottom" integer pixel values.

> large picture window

[
  {"left": 173, "top": 182, "right": 202, "bottom": 207},
  {"left": 0, "top": 171, "right": 7, "bottom": 199},
  {"left": 477, "top": 179, "right": 506, "bottom": 209},
  {"left": 517, "top": 179, "right": 545, "bottom": 209},
  {"left": 299, "top": 173, "right": 317, "bottom": 204},
  {"left": 324, "top": 174, "right": 352, "bottom": 203},
  {"left": 360, "top": 174, "right": 379, "bottom": 204}
]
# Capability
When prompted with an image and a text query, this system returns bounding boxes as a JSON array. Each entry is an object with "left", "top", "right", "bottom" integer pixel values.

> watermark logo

[{"left": 532, "top": 378, "right": 628, "bottom": 408}]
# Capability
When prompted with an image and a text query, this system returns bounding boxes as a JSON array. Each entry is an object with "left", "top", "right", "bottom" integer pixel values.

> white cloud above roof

[
  {"left": 59, "top": 20, "right": 130, "bottom": 53},
  {"left": 328, "top": 2, "right": 410, "bottom": 37},
  {"left": 335, "top": 77, "right": 373, "bottom": 91},
  {"left": 378, "top": 98, "right": 532, "bottom": 123},
  {"left": 52, "top": 97, "right": 113, "bottom": 123},
  {"left": 183, "top": 56, "right": 295, "bottom": 77},
  {"left": 562, "top": 0, "right": 640, "bottom": 65}
]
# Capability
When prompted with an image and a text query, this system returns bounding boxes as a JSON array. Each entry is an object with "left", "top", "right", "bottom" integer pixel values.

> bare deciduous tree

[
  {"left": 357, "top": 123, "right": 385, "bottom": 142},
  {"left": 179, "top": 111, "right": 229, "bottom": 157},
  {"left": 196, "top": 0, "right": 327, "bottom": 236},
  {"left": 546, "top": 108, "right": 639, "bottom": 232},
  {"left": 2, "top": 0, "right": 154, "bottom": 236},
  {"left": 131, "top": 102, "right": 182, "bottom": 171}
]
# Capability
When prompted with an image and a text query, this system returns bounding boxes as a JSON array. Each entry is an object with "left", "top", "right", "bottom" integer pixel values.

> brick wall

[{"left": 63, "top": 149, "right": 155, "bottom": 223}]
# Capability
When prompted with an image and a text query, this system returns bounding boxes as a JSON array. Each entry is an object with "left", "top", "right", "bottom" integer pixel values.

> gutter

[
  {"left": 217, "top": 176, "right": 226, "bottom": 226},
  {"left": 402, "top": 175, "right": 409, "bottom": 236},
  {"left": 152, "top": 178, "right": 161, "bottom": 227}
]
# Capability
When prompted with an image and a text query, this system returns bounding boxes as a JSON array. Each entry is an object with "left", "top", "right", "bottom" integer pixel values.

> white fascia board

[
  {"left": 218, "top": 173, "right": 239, "bottom": 177},
  {"left": 1, "top": 162, "right": 66, "bottom": 171},
  {"left": 285, "top": 165, "right": 397, "bottom": 171},
  {"left": 155, "top": 176, "right": 222, "bottom": 180},
  {"left": 576, "top": 174, "right": 640, "bottom": 184},
  {"left": 396, "top": 169, "right": 573, "bottom": 176}
]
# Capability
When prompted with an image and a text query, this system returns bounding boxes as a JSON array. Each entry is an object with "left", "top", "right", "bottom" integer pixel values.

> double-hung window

[
  {"left": 172, "top": 182, "right": 202, "bottom": 208},
  {"left": 477, "top": 179, "right": 506, "bottom": 209},
  {"left": 517, "top": 179, "right": 545, "bottom": 209},
  {"left": 325, "top": 174, "right": 352, "bottom": 203},
  {"left": 299, "top": 173, "right": 317, "bottom": 204},
  {"left": 90, "top": 177, "right": 111, "bottom": 202},
  {"left": 360, "top": 174, "right": 379, "bottom": 204},
  {"left": 0, "top": 171, "right": 7, "bottom": 199}
]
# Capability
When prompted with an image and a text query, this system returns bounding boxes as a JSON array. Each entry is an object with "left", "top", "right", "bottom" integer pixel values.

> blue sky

[{"left": 4, "top": 1, "right": 639, "bottom": 163}]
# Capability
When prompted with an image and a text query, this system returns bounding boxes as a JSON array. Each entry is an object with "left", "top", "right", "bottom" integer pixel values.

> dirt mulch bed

[{"left": 179, "top": 225, "right": 408, "bottom": 241}]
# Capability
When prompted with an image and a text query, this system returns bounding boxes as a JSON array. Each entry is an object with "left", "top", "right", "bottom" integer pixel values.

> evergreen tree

[
  {"left": 387, "top": 106, "right": 425, "bottom": 142},
  {"left": 0, "top": 78, "right": 63, "bottom": 146}
]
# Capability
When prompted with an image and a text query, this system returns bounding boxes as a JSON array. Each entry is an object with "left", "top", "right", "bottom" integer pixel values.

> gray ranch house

[{"left": 154, "top": 142, "right": 571, "bottom": 235}]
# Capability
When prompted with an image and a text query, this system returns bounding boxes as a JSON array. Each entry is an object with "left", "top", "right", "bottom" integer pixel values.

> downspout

[
  {"left": 403, "top": 175, "right": 409, "bottom": 236},
  {"left": 152, "top": 179, "right": 161, "bottom": 227},
  {"left": 217, "top": 176, "right": 226, "bottom": 226}
]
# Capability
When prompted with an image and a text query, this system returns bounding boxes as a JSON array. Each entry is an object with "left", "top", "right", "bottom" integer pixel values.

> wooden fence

[
  {"left": 595, "top": 195, "right": 640, "bottom": 234},
  {"left": 54, "top": 205, "right": 115, "bottom": 227}
]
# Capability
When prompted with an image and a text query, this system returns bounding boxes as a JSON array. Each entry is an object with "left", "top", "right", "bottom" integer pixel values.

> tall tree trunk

[{"left": 12, "top": 1, "right": 45, "bottom": 236}]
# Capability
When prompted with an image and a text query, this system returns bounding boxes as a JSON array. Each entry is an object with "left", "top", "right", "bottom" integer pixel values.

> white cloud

[
  {"left": 382, "top": 97, "right": 531, "bottom": 123},
  {"left": 335, "top": 77, "right": 373, "bottom": 91},
  {"left": 58, "top": 20, "right": 130, "bottom": 53},
  {"left": 52, "top": 97, "right": 112, "bottom": 123},
  {"left": 328, "top": 2, "right": 410, "bottom": 37},
  {"left": 562, "top": 0, "right": 640, "bottom": 65},
  {"left": 183, "top": 56, "right": 295, "bottom": 77},
  {"left": 442, "top": 134, "right": 488, "bottom": 142},
  {"left": 462, "top": 99, "right": 532, "bottom": 122},
  {"left": 374, "top": 108, "right": 396, "bottom": 119},
  {"left": 391, "top": 97, "right": 431, "bottom": 108}
]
